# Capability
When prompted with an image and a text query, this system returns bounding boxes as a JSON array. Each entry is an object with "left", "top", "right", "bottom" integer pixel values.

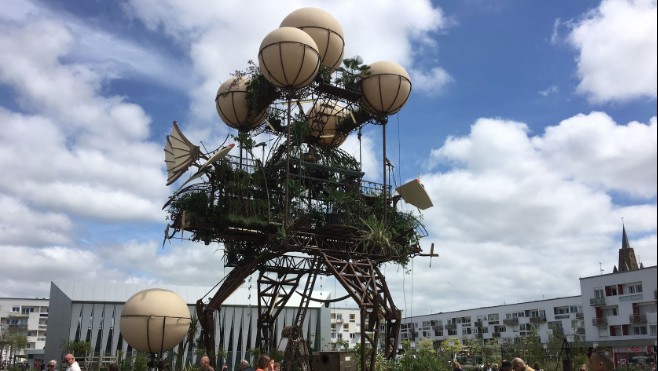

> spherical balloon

[
  {"left": 306, "top": 100, "right": 349, "bottom": 148},
  {"left": 258, "top": 27, "right": 320, "bottom": 89},
  {"left": 216, "top": 76, "right": 266, "bottom": 130},
  {"left": 119, "top": 288, "right": 191, "bottom": 353},
  {"left": 359, "top": 61, "right": 412, "bottom": 116},
  {"left": 280, "top": 7, "right": 345, "bottom": 71}
]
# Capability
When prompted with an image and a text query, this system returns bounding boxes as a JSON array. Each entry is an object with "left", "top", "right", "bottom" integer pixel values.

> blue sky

[{"left": 0, "top": 0, "right": 656, "bottom": 317}]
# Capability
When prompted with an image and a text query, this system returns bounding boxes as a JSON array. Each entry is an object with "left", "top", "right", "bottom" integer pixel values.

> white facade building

[
  {"left": 580, "top": 265, "right": 657, "bottom": 367},
  {"left": 0, "top": 297, "right": 49, "bottom": 368},
  {"left": 400, "top": 296, "right": 585, "bottom": 349},
  {"left": 329, "top": 307, "right": 362, "bottom": 349},
  {"left": 44, "top": 281, "right": 331, "bottom": 370}
]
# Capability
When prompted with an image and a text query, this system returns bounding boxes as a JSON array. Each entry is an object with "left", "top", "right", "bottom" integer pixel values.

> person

[
  {"left": 107, "top": 364, "right": 119, "bottom": 371},
  {"left": 62, "top": 354, "right": 81, "bottom": 371},
  {"left": 512, "top": 358, "right": 534, "bottom": 371},
  {"left": 500, "top": 361, "right": 513, "bottom": 371},
  {"left": 46, "top": 360, "right": 57, "bottom": 371},
  {"left": 272, "top": 361, "right": 281, "bottom": 371},
  {"left": 239, "top": 359, "right": 254, "bottom": 371},
  {"left": 578, "top": 364, "right": 588, "bottom": 371},
  {"left": 453, "top": 361, "right": 464, "bottom": 371},
  {"left": 200, "top": 355, "right": 215, "bottom": 371},
  {"left": 255, "top": 355, "right": 270, "bottom": 371},
  {"left": 533, "top": 362, "right": 544, "bottom": 371},
  {"left": 589, "top": 348, "right": 614, "bottom": 371}
]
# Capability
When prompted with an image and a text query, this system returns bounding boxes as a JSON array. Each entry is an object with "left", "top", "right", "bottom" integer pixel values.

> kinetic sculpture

[{"left": 163, "top": 7, "right": 435, "bottom": 371}]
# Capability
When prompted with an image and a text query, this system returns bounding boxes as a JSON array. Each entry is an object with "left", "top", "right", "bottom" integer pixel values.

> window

[
  {"left": 336, "top": 314, "right": 343, "bottom": 320},
  {"left": 594, "top": 289, "right": 604, "bottom": 298},
  {"left": 606, "top": 285, "right": 618, "bottom": 296},
  {"left": 462, "top": 327, "right": 472, "bottom": 335},
  {"left": 331, "top": 313, "right": 336, "bottom": 319},
  {"left": 343, "top": 324, "right": 349, "bottom": 332},
  {"left": 650, "top": 325, "right": 656, "bottom": 335},
  {"left": 554, "top": 307, "right": 569, "bottom": 315},
  {"left": 12, "top": 306, "right": 20, "bottom": 312},
  {"left": 570, "top": 306, "right": 580, "bottom": 313},
  {"left": 604, "top": 307, "right": 618, "bottom": 316},
  {"left": 628, "top": 283, "right": 643, "bottom": 294},
  {"left": 520, "top": 324, "right": 535, "bottom": 331},
  {"left": 349, "top": 314, "right": 356, "bottom": 322},
  {"left": 632, "top": 326, "right": 647, "bottom": 335},
  {"left": 331, "top": 324, "right": 336, "bottom": 332}
]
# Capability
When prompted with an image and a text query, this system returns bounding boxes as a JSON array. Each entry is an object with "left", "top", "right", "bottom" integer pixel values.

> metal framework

[{"left": 164, "top": 65, "right": 435, "bottom": 371}]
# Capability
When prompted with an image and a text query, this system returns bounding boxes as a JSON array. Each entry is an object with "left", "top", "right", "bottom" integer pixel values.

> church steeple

[{"left": 618, "top": 224, "right": 639, "bottom": 272}]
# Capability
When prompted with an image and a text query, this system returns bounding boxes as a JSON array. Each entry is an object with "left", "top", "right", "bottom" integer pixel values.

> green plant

[{"left": 334, "top": 56, "right": 370, "bottom": 89}]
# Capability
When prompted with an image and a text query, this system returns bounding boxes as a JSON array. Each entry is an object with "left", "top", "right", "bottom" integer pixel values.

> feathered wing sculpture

[{"left": 164, "top": 121, "right": 201, "bottom": 186}]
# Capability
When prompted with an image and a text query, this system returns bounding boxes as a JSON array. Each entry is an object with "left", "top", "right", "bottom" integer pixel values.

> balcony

[
  {"left": 475, "top": 333, "right": 483, "bottom": 339},
  {"left": 576, "top": 328, "right": 586, "bottom": 335},
  {"left": 475, "top": 320, "right": 483, "bottom": 327},
  {"left": 529, "top": 316, "right": 547, "bottom": 323},
  {"left": 590, "top": 297, "right": 605, "bottom": 306},
  {"left": 492, "top": 332, "right": 501, "bottom": 338},
  {"left": 575, "top": 312, "right": 584, "bottom": 319},
  {"left": 629, "top": 314, "right": 647, "bottom": 323},
  {"left": 445, "top": 324, "right": 457, "bottom": 330},
  {"left": 432, "top": 324, "right": 443, "bottom": 331},
  {"left": 503, "top": 318, "right": 519, "bottom": 326},
  {"left": 592, "top": 317, "right": 607, "bottom": 326}
]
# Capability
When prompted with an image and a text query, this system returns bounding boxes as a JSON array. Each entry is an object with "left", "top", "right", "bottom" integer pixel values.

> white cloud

[
  {"left": 533, "top": 112, "right": 657, "bottom": 198},
  {"left": 568, "top": 0, "right": 657, "bottom": 103},
  {"left": 401, "top": 114, "right": 657, "bottom": 311},
  {"left": 409, "top": 66, "right": 453, "bottom": 95}
]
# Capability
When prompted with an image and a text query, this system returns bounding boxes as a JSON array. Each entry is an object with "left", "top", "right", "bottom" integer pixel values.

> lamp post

[{"left": 120, "top": 289, "right": 191, "bottom": 370}]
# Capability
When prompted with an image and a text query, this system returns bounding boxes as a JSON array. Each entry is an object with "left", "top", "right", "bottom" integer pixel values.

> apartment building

[
  {"left": 579, "top": 226, "right": 657, "bottom": 367},
  {"left": 399, "top": 295, "right": 585, "bottom": 349},
  {"left": 329, "top": 307, "right": 362, "bottom": 349},
  {"left": 0, "top": 297, "right": 49, "bottom": 367}
]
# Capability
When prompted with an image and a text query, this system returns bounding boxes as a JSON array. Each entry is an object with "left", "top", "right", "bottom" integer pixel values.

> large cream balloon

[
  {"left": 306, "top": 100, "right": 349, "bottom": 148},
  {"left": 258, "top": 27, "right": 320, "bottom": 89},
  {"left": 359, "top": 61, "right": 412, "bottom": 116},
  {"left": 215, "top": 76, "right": 266, "bottom": 130},
  {"left": 120, "top": 288, "right": 191, "bottom": 353},
  {"left": 280, "top": 7, "right": 345, "bottom": 71}
]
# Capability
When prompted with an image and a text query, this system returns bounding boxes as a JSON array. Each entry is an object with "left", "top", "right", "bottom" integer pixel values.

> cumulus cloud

[
  {"left": 403, "top": 114, "right": 657, "bottom": 310},
  {"left": 567, "top": 0, "right": 657, "bottom": 103}
]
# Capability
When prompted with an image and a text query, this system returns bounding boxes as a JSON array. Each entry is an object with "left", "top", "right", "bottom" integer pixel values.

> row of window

[
  {"left": 597, "top": 324, "right": 657, "bottom": 337},
  {"left": 593, "top": 282, "right": 643, "bottom": 298}
]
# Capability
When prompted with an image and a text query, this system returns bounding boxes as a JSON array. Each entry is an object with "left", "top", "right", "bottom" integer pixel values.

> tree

[
  {"left": 61, "top": 340, "right": 92, "bottom": 359},
  {"left": 4, "top": 331, "right": 28, "bottom": 365},
  {"left": 175, "top": 314, "right": 199, "bottom": 370},
  {"left": 438, "top": 337, "right": 463, "bottom": 362}
]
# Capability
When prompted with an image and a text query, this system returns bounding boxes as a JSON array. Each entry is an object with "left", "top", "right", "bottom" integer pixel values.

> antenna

[{"left": 599, "top": 262, "right": 604, "bottom": 275}]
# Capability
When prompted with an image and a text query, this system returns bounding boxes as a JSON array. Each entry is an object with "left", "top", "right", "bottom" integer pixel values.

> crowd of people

[
  {"left": 199, "top": 354, "right": 280, "bottom": 371},
  {"left": 457, "top": 348, "right": 627, "bottom": 371}
]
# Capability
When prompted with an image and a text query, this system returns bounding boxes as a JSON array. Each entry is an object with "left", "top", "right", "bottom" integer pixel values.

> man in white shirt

[{"left": 62, "top": 354, "right": 81, "bottom": 371}]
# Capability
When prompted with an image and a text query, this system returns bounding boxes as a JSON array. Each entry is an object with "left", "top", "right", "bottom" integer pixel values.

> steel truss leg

[
  {"left": 256, "top": 271, "right": 304, "bottom": 353},
  {"left": 197, "top": 257, "right": 266, "bottom": 368},
  {"left": 320, "top": 253, "right": 401, "bottom": 371}
]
